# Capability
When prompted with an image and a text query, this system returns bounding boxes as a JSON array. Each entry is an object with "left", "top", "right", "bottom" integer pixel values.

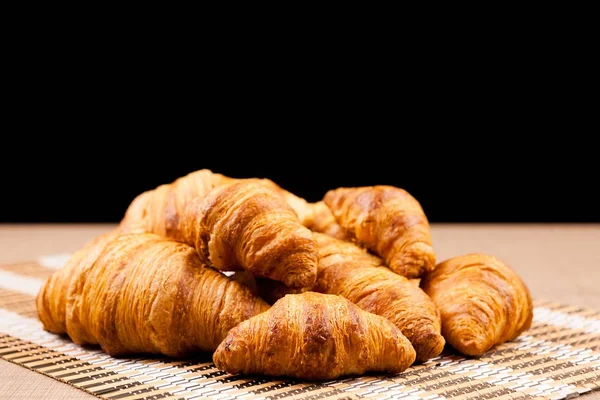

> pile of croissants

[{"left": 36, "top": 170, "right": 533, "bottom": 380}]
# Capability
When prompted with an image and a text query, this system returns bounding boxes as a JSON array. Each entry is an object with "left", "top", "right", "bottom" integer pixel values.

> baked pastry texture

[
  {"left": 36, "top": 232, "right": 269, "bottom": 357},
  {"left": 421, "top": 253, "right": 533, "bottom": 356},
  {"left": 120, "top": 169, "right": 234, "bottom": 235},
  {"left": 305, "top": 201, "right": 348, "bottom": 240},
  {"left": 323, "top": 185, "right": 435, "bottom": 278},
  {"left": 36, "top": 230, "right": 120, "bottom": 335},
  {"left": 232, "top": 232, "right": 445, "bottom": 362},
  {"left": 257, "top": 180, "right": 348, "bottom": 240},
  {"left": 122, "top": 176, "right": 318, "bottom": 288},
  {"left": 213, "top": 292, "right": 416, "bottom": 380},
  {"left": 36, "top": 168, "right": 537, "bottom": 379}
]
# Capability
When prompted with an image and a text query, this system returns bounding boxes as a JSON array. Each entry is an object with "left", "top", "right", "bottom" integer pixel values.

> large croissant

[
  {"left": 421, "top": 253, "right": 533, "bottom": 356},
  {"left": 213, "top": 292, "right": 416, "bottom": 380},
  {"left": 122, "top": 173, "right": 318, "bottom": 288},
  {"left": 237, "top": 233, "right": 445, "bottom": 362},
  {"left": 36, "top": 232, "right": 269, "bottom": 357},
  {"left": 323, "top": 185, "right": 435, "bottom": 278}
]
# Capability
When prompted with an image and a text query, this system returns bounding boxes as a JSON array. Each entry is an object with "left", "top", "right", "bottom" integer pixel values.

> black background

[
  {"left": 2, "top": 135, "right": 598, "bottom": 223},
  {"left": 2, "top": 42, "right": 598, "bottom": 224}
]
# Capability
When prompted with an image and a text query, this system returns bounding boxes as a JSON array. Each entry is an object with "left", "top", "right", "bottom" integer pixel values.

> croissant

[
  {"left": 36, "top": 232, "right": 269, "bottom": 357},
  {"left": 36, "top": 229, "right": 119, "bottom": 335},
  {"left": 323, "top": 185, "right": 435, "bottom": 278},
  {"left": 421, "top": 253, "right": 533, "bottom": 356},
  {"left": 122, "top": 175, "right": 318, "bottom": 288},
  {"left": 181, "top": 180, "right": 318, "bottom": 287},
  {"left": 213, "top": 292, "right": 416, "bottom": 380},
  {"left": 120, "top": 169, "right": 234, "bottom": 236},
  {"left": 237, "top": 233, "right": 444, "bottom": 361}
]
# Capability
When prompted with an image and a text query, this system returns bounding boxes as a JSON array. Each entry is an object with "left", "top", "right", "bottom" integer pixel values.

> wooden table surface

[{"left": 1, "top": 223, "right": 599, "bottom": 399}]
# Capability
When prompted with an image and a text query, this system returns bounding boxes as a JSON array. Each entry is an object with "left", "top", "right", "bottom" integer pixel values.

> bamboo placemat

[{"left": 1, "top": 259, "right": 599, "bottom": 400}]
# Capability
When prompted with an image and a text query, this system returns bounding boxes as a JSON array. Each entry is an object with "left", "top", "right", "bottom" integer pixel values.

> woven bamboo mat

[{"left": 1, "top": 259, "right": 599, "bottom": 400}]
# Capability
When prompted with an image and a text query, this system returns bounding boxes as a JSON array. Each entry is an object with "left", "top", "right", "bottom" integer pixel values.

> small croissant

[
  {"left": 421, "top": 253, "right": 533, "bottom": 356},
  {"left": 213, "top": 292, "right": 416, "bottom": 380},
  {"left": 324, "top": 185, "right": 435, "bottom": 278}
]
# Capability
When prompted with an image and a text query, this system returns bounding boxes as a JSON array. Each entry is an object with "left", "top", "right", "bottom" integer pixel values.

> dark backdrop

[
  {"left": 3, "top": 29, "right": 597, "bottom": 224},
  {"left": 2, "top": 141, "right": 598, "bottom": 223}
]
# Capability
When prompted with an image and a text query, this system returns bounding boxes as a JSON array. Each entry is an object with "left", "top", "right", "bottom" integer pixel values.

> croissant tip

[
  {"left": 452, "top": 338, "right": 492, "bottom": 357},
  {"left": 386, "top": 242, "right": 435, "bottom": 277},
  {"left": 414, "top": 332, "right": 446, "bottom": 362},
  {"left": 281, "top": 269, "right": 317, "bottom": 288}
]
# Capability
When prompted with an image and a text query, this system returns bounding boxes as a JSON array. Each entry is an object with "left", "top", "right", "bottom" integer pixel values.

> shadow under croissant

[
  {"left": 64, "top": 338, "right": 216, "bottom": 364},
  {"left": 213, "top": 369, "right": 419, "bottom": 384},
  {"left": 51, "top": 331, "right": 419, "bottom": 383}
]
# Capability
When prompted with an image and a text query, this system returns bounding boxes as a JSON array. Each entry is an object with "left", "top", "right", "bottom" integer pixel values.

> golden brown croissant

[
  {"left": 237, "top": 233, "right": 445, "bottom": 361},
  {"left": 323, "top": 185, "right": 435, "bottom": 278},
  {"left": 120, "top": 169, "right": 234, "bottom": 236},
  {"left": 36, "top": 232, "right": 269, "bottom": 357},
  {"left": 180, "top": 180, "right": 318, "bottom": 287},
  {"left": 122, "top": 168, "right": 343, "bottom": 251},
  {"left": 122, "top": 175, "right": 318, "bottom": 288},
  {"left": 213, "top": 292, "right": 416, "bottom": 380},
  {"left": 421, "top": 253, "right": 533, "bottom": 356}
]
